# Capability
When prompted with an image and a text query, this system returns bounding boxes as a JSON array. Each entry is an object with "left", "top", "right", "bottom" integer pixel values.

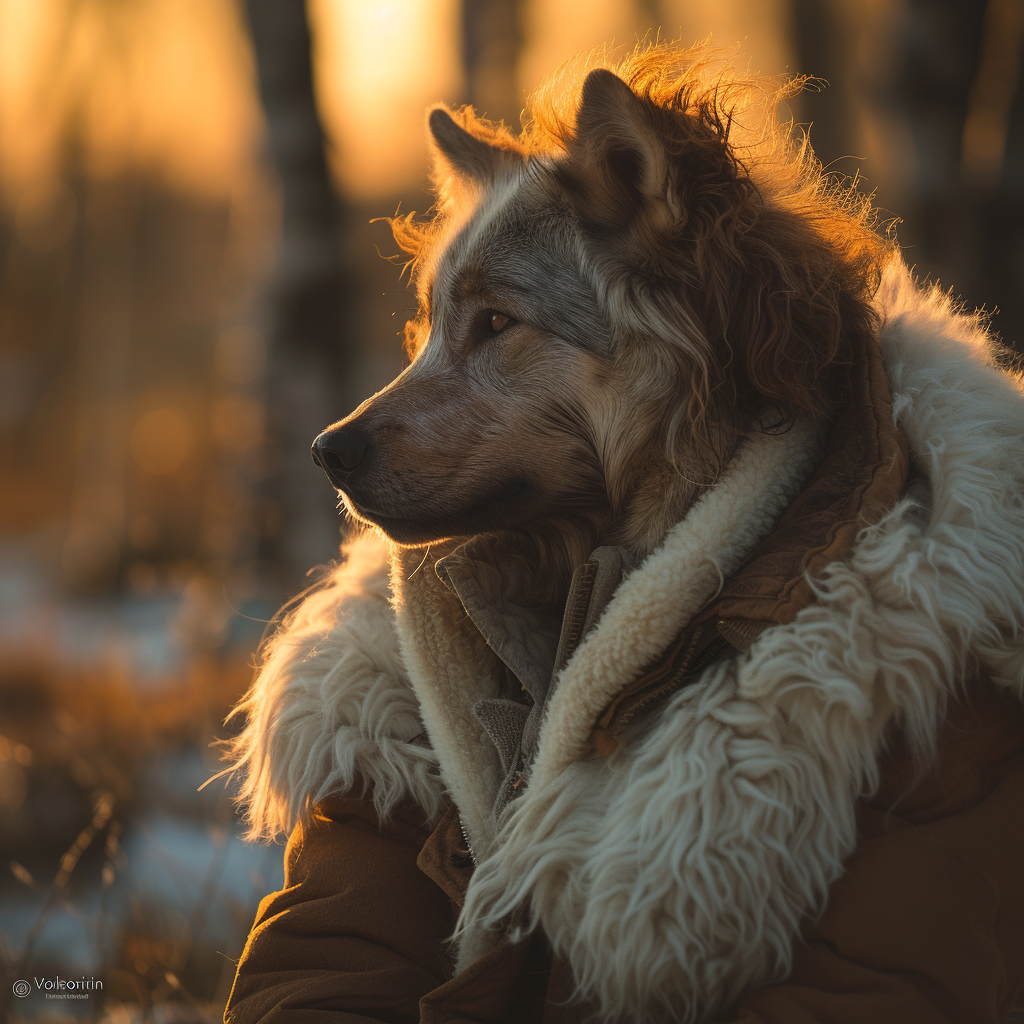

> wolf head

[{"left": 313, "top": 45, "right": 887, "bottom": 589}]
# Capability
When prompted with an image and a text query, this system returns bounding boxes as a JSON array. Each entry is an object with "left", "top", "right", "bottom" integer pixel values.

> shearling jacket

[{"left": 223, "top": 265, "right": 1024, "bottom": 1023}]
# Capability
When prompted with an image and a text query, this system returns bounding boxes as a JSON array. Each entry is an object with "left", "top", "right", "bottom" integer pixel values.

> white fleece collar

[{"left": 437, "top": 541, "right": 630, "bottom": 820}]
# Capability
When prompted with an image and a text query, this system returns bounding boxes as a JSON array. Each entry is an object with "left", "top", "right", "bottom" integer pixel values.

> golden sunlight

[
  {"left": 518, "top": 0, "right": 642, "bottom": 97},
  {"left": 130, "top": 407, "right": 194, "bottom": 476},
  {"left": 0, "top": 0, "right": 261, "bottom": 202},
  {"left": 658, "top": 0, "right": 795, "bottom": 81},
  {"left": 310, "top": 0, "right": 464, "bottom": 199}
]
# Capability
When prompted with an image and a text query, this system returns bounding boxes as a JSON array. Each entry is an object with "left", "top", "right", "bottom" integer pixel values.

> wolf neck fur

[{"left": 511, "top": 420, "right": 750, "bottom": 610}]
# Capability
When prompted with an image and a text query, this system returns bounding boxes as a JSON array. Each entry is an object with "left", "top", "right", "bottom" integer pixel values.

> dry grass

[{"left": 0, "top": 654, "right": 270, "bottom": 1024}]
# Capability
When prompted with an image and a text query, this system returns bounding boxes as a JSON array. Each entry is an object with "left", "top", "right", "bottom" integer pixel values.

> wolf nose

[{"left": 311, "top": 424, "right": 369, "bottom": 487}]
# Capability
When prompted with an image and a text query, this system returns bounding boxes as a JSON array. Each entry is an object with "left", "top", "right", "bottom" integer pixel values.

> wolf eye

[{"left": 469, "top": 309, "right": 515, "bottom": 348}]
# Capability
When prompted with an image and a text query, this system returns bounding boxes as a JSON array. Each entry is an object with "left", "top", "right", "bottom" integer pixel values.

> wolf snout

[{"left": 311, "top": 423, "right": 370, "bottom": 488}]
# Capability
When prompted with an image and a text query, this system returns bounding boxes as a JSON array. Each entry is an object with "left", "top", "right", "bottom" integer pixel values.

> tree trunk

[{"left": 243, "top": 0, "right": 352, "bottom": 585}]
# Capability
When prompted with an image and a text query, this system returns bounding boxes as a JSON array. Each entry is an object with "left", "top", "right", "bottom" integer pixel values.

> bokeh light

[
  {"left": 310, "top": 0, "right": 464, "bottom": 198},
  {"left": 0, "top": 0, "right": 261, "bottom": 201},
  {"left": 130, "top": 408, "right": 194, "bottom": 477}
]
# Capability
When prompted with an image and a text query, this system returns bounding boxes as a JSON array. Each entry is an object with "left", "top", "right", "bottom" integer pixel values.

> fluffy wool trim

[
  {"left": 531, "top": 419, "right": 822, "bottom": 792},
  {"left": 453, "top": 262, "right": 1024, "bottom": 1022},
  {"left": 224, "top": 529, "right": 445, "bottom": 838}
]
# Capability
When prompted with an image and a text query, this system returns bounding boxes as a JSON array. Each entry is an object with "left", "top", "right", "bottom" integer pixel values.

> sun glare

[
  {"left": 310, "top": 0, "right": 464, "bottom": 200},
  {"left": 0, "top": 0, "right": 796, "bottom": 208},
  {"left": 0, "top": 0, "right": 261, "bottom": 203},
  {"left": 518, "top": 0, "right": 640, "bottom": 96}
]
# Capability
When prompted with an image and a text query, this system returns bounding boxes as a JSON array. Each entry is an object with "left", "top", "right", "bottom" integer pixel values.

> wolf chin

[{"left": 310, "top": 47, "right": 884, "bottom": 604}]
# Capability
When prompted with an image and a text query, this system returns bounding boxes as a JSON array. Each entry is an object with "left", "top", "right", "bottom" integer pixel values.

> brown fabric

[
  {"left": 708, "top": 325, "right": 910, "bottom": 628},
  {"left": 416, "top": 805, "right": 474, "bottom": 908},
  {"left": 726, "top": 677, "right": 1024, "bottom": 1024},
  {"left": 227, "top": 680, "right": 1024, "bottom": 1024},
  {"left": 225, "top": 796, "right": 457, "bottom": 1024},
  {"left": 417, "top": 931, "right": 552, "bottom": 1024}
]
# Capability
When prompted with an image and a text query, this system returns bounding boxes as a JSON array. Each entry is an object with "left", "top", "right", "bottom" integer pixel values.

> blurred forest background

[{"left": 0, "top": 0, "right": 1021, "bottom": 1020}]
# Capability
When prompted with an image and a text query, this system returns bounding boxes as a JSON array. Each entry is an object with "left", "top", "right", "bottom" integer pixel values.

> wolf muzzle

[{"left": 311, "top": 423, "right": 370, "bottom": 489}]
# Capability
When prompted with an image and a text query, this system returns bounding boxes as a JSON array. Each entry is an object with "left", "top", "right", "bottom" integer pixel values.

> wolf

[
  {"left": 309, "top": 52, "right": 880, "bottom": 600},
  {"left": 226, "top": 43, "right": 1024, "bottom": 1024}
]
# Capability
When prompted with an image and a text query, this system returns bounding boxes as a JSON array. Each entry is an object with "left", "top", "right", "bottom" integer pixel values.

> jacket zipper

[{"left": 458, "top": 816, "right": 477, "bottom": 866}]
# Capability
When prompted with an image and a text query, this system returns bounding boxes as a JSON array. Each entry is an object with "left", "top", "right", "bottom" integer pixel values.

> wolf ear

[
  {"left": 572, "top": 69, "right": 670, "bottom": 221},
  {"left": 428, "top": 107, "right": 502, "bottom": 184}
]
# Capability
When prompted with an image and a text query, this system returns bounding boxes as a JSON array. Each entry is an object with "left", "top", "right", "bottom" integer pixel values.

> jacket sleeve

[
  {"left": 225, "top": 795, "right": 456, "bottom": 1024},
  {"left": 726, "top": 713, "right": 1024, "bottom": 1024}
]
